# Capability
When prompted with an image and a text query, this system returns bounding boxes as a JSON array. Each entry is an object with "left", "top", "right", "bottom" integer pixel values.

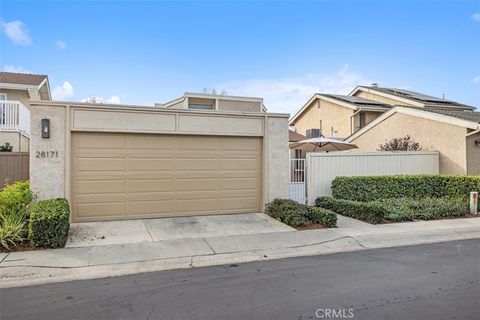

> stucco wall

[
  {"left": 30, "top": 106, "right": 66, "bottom": 200},
  {"left": 266, "top": 116, "right": 289, "bottom": 202},
  {"left": 291, "top": 99, "right": 354, "bottom": 138},
  {"left": 350, "top": 112, "right": 468, "bottom": 175},
  {"left": 29, "top": 102, "right": 290, "bottom": 210},
  {"left": 0, "top": 132, "right": 29, "bottom": 152},
  {"left": 0, "top": 89, "right": 31, "bottom": 108},
  {"left": 354, "top": 91, "right": 417, "bottom": 107},
  {"left": 466, "top": 132, "right": 480, "bottom": 175}
]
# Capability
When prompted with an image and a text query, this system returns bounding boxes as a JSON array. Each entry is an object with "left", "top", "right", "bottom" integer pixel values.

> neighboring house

[
  {"left": 0, "top": 72, "right": 51, "bottom": 152},
  {"left": 155, "top": 92, "right": 266, "bottom": 113},
  {"left": 289, "top": 129, "right": 305, "bottom": 159},
  {"left": 289, "top": 85, "right": 475, "bottom": 139},
  {"left": 346, "top": 106, "right": 480, "bottom": 175},
  {"left": 289, "top": 93, "right": 392, "bottom": 138}
]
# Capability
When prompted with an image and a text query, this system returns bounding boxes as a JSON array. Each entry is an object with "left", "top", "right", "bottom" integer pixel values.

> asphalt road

[{"left": 1, "top": 239, "right": 479, "bottom": 320}]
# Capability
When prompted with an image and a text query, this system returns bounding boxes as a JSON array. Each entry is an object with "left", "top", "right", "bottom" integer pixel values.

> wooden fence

[{"left": 0, "top": 152, "right": 29, "bottom": 187}]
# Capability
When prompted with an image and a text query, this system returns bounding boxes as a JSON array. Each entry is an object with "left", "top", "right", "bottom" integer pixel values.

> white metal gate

[{"left": 289, "top": 159, "right": 306, "bottom": 204}]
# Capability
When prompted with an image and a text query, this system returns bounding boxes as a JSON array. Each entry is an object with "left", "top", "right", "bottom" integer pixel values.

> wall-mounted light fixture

[{"left": 41, "top": 119, "right": 50, "bottom": 138}]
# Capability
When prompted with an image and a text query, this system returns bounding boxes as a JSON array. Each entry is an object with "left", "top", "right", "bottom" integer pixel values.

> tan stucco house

[
  {"left": 0, "top": 72, "right": 51, "bottom": 152},
  {"left": 29, "top": 92, "right": 289, "bottom": 222},
  {"left": 346, "top": 106, "right": 480, "bottom": 175},
  {"left": 289, "top": 85, "right": 475, "bottom": 139}
]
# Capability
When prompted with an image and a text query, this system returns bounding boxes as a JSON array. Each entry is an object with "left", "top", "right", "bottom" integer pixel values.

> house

[
  {"left": 155, "top": 92, "right": 266, "bottom": 113},
  {"left": 0, "top": 72, "right": 51, "bottom": 151},
  {"left": 289, "top": 84, "right": 475, "bottom": 139},
  {"left": 29, "top": 95, "right": 289, "bottom": 222},
  {"left": 346, "top": 106, "right": 480, "bottom": 175}
]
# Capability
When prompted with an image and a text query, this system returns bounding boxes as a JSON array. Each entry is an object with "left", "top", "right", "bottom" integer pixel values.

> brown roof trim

[
  {"left": 0, "top": 72, "right": 48, "bottom": 86},
  {"left": 289, "top": 130, "right": 305, "bottom": 142}
]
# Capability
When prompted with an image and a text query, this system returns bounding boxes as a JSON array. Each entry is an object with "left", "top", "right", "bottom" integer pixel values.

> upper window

[
  {"left": 188, "top": 104, "right": 214, "bottom": 110},
  {"left": 0, "top": 93, "right": 7, "bottom": 100}
]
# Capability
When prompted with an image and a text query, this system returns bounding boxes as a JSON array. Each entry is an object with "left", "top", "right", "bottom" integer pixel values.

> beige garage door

[{"left": 71, "top": 132, "right": 262, "bottom": 222}]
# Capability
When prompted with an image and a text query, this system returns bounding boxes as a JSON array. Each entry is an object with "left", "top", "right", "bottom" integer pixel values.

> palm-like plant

[{"left": 0, "top": 206, "right": 28, "bottom": 249}]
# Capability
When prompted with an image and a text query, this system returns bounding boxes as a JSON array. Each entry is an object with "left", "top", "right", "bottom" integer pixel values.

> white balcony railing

[{"left": 0, "top": 100, "right": 30, "bottom": 136}]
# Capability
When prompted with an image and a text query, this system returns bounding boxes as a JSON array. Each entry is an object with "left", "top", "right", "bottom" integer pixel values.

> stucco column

[
  {"left": 30, "top": 104, "right": 67, "bottom": 200},
  {"left": 266, "top": 116, "right": 289, "bottom": 202}
]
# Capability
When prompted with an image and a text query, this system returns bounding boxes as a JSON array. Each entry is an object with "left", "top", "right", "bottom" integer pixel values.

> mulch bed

[
  {"left": 0, "top": 243, "right": 48, "bottom": 253},
  {"left": 296, "top": 223, "right": 327, "bottom": 231}
]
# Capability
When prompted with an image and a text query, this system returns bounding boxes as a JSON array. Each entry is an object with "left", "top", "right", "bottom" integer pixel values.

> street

[{"left": 1, "top": 239, "right": 479, "bottom": 320}]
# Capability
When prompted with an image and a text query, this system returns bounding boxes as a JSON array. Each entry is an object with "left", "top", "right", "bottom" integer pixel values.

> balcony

[{"left": 0, "top": 100, "right": 30, "bottom": 136}]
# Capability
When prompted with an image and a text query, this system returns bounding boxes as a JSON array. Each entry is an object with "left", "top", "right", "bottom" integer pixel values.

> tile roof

[
  {"left": 361, "top": 86, "right": 475, "bottom": 110},
  {"left": 289, "top": 130, "right": 306, "bottom": 142},
  {"left": 0, "top": 72, "right": 48, "bottom": 86},
  {"left": 323, "top": 94, "right": 391, "bottom": 110}
]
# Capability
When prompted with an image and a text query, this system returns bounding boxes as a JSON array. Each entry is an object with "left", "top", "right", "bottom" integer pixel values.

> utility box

[{"left": 470, "top": 192, "right": 478, "bottom": 214}]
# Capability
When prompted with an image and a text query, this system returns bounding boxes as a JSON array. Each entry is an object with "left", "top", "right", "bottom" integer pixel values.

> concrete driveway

[{"left": 66, "top": 213, "right": 294, "bottom": 248}]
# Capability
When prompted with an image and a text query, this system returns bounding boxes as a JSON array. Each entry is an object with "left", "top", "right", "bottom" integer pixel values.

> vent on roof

[{"left": 371, "top": 83, "right": 379, "bottom": 88}]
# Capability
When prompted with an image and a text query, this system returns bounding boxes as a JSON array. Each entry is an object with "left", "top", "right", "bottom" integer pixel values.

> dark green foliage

[
  {"left": 0, "top": 143, "right": 13, "bottom": 152},
  {"left": 316, "top": 196, "right": 469, "bottom": 224},
  {"left": 265, "top": 198, "right": 337, "bottom": 228},
  {"left": 29, "top": 198, "right": 70, "bottom": 248},
  {"left": 375, "top": 197, "right": 468, "bottom": 222},
  {"left": 315, "top": 197, "right": 385, "bottom": 224},
  {"left": 332, "top": 175, "right": 480, "bottom": 201}
]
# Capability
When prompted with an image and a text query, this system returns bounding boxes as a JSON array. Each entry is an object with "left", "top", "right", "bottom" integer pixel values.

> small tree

[
  {"left": 378, "top": 135, "right": 421, "bottom": 151},
  {"left": 0, "top": 143, "right": 13, "bottom": 152}
]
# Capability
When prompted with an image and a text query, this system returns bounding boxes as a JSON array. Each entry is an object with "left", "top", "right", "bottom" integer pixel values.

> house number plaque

[{"left": 35, "top": 151, "right": 59, "bottom": 158}]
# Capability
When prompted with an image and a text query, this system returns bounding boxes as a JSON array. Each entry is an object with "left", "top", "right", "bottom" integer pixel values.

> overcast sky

[{"left": 1, "top": 1, "right": 479, "bottom": 114}]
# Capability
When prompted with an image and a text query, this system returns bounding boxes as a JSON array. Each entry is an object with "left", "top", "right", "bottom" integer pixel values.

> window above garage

[{"left": 188, "top": 97, "right": 216, "bottom": 110}]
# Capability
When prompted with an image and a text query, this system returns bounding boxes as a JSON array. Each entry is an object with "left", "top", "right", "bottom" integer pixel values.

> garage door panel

[
  {"left": 127, "top": 180, "right": 173, "bottom": 192},
  {"left": 77, "top": 158, "right": 126, "bottom": 172},
  {"left": 72, "top": 133, "right": 262, "bottom": 221},
  {"left": 76, "top": 180, "right": 125, "bottom": 194},
  {"left": 77, "top": 203, "right": 125, "bottom": 219},
  {"left": 127, "top": 200, "right": 175, "bottom": 215},
  {"left": 128, "top": 158, "right": 175, "bottom": 171}
]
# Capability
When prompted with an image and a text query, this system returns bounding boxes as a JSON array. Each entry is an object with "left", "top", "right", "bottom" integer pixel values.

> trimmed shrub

[
  {"left": 332, "top": 175, "right": 480, "bottom": 201},
  {"left": 315, "top": 197, "right": 385, "bottom": 224},
  {"left": 304, "top": 206, "right": 337, "bottom": 228},
  {"left": 0, "top": 181, "right": 34, "bottom": 213},
  {"left": 265, "top": 198, "right": 337, "bottom": 228},
  {"left": 29, "top": 198, "right": 70, "bottom": 248},
  {"left": 375, "top": 197, "right": 468, "bottom": 222}
]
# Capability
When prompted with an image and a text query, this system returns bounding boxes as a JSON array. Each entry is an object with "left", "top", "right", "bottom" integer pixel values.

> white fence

[
  {"left": 289, "top": 159, "right": 306, "bottom": 204},
  {"left": 0, "top": 100, "right": 31, "bottom": 136},
  {"left": 306, "top": 151, "right": 439, "bottom": 205}
]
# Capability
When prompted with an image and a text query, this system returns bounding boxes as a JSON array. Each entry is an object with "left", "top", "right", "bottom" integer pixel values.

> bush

[
  {"left": 0, "top": 207, "right": 28, "bottom": 249},
  {"left": 375, "top": 197, "right": 468, "bottom": 222},
  {"left": 304, "top": 206, "right": 337, "bottom": 228},
  {"left": 265, "top": 198, "right": 337, "bottom": 228},
  {"left": 332, "top": 175, "right": 480, "bottom": 201},
  {"left": 315, "top": 197, "right": 385, "bottom": 224},
  {"left": 0, "top": 181, "right": 34, "bottom": 214},
  {"left": 29, "top": 198, "right": 70, "bottom": 248}
]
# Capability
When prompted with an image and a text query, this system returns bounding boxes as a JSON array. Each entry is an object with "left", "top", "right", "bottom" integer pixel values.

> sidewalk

[{"left": 1, "top": 216, "right": 479, "bottom": 288}]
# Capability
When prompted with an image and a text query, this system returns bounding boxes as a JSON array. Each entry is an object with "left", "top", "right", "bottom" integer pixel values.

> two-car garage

[{"left": 71, "top": 132, "right": 262, "bottom": 222}]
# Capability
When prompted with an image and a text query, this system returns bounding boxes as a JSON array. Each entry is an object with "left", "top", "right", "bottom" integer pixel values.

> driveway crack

[
  {"left": 0, "top": 253, "right": 10, "bottom": 264},
  {"left": 143, "top": 220, "right": 155, "bottom": 242},
  {"left": 203, "top": 238, "right": 216, "bottom": 254}
]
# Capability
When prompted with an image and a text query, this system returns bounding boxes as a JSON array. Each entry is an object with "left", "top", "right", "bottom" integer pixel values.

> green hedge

[
  {"left": 265, "top": 198, "right": 337, "bottom": 228},
  {"left": 0, "top": 181, "right": 34, "bottom": 213},
  {"left": 29, "top": 198, "right": 70, "bottom": 248},
  {"left": 332, "top": 175, "right": 480, "bottom": 201},
  {"left": 315, "top": 197, "right": 385, "bottom": 224},
  {"left": 375, "top": 197, "right": 468, "bottom": 222}
]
